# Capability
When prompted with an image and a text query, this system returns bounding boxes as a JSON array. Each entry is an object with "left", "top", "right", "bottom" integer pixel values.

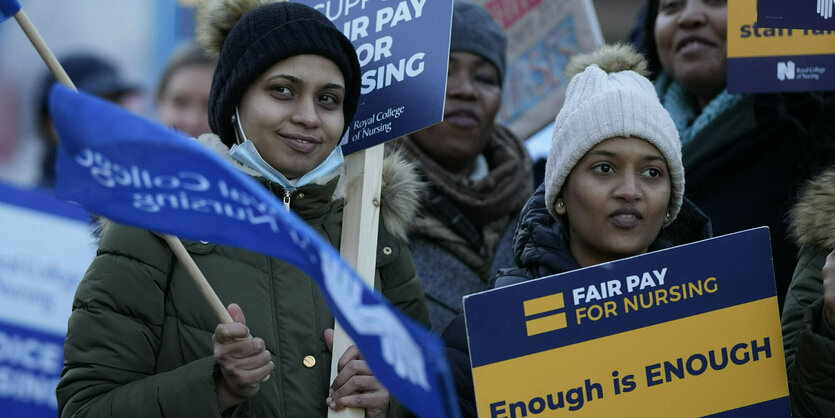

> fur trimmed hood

[
  {"left": 196, "top": 134, "right": 424, "bottom": 241},
  {"left": 790, "top": 165, "right": 835, "bottom": 250}
]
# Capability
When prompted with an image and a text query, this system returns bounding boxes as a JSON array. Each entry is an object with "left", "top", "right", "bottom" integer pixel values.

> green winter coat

[
  {"left": 56, "top": 135, "right": 430, "bottom": 417},
  {"left": 781, "top": 165, "right": 835, "bottom": 417}
]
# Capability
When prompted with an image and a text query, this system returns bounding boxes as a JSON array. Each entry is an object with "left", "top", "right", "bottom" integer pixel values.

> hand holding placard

[{"left": 324, "top": 328, "right": 390, "bottom": 417}]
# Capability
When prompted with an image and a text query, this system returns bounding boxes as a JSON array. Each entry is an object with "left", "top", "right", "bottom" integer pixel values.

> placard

[
  {"left": 474, "top": 0, "right": 603, "bottom": 140},
  {"left": 297, "top": 0, "right": 453, "bottom": 154},
  {"left": 728, "top": 0, "right": 835, "bottom": 93},
  {"left": 0, "top": 183, "right": 96, "bottom": 417},
  {"left": 464, "top": 228, "right": 789, "bottom": 417}
]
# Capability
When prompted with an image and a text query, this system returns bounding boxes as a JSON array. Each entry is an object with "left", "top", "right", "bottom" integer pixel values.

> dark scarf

[
  {"left": 398, "top": 125, "right": 533, "bottom": 279},
  {"left": 511, "top": 184, "right": 713, "bottom": 281}
]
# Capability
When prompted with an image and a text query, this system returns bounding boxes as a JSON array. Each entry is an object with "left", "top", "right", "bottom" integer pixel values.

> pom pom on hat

[{"left": 543, "top": 44, "right": 684, "bottom": 223}]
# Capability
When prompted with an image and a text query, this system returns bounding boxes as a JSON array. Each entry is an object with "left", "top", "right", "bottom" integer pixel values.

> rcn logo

[
  {"left": 522, "top": 292, "right": 568, "bottom": 336},
  {"left": 777, "top": 61, "right": 796, "bottom": 81}
]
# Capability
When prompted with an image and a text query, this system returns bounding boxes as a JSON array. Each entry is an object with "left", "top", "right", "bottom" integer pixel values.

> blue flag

[
  {"left": 0, "top": 0, "right": 20, "bottom": 22},
  {"left": 49, "top": 83, "right": 459, "bottom": 418}
]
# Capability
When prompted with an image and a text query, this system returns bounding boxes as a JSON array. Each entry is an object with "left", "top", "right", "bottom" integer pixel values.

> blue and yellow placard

[
  {"left": 463, "top": 228, "right": 789, "bottom": 417},
  {"left": 728, "top": 0, "right": 835, "bottom": 93}
]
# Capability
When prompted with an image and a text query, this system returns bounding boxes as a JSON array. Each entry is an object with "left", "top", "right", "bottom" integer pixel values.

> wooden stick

[
  {"left": 13, "top": 9, "right": 75, "bottom": 90},
  {"left": 162, "top": 234, "right": 234, "bottom": 324},
  {"left": 11, "top": 7, "right": 230, "bottom": 326},
  {"left": 329, "top": 143, "right": 385, "bottom": 418}
]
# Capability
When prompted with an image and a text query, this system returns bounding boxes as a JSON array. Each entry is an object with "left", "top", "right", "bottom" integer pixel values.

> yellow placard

[
  {"left": 729, "top": 0, "right": 835, "bottom": 58},
  {"left": 473, "top": 298, "right": 788, "bottom": 417}
]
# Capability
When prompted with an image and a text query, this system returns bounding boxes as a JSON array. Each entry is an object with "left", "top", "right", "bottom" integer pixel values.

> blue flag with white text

[{"left": 49, "top": 84, "right": 459, "bottom": 418}]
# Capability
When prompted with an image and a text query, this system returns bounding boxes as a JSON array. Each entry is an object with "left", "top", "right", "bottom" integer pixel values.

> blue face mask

[{"left": 228, "top": 107, "right": 344, "bottom": 190}]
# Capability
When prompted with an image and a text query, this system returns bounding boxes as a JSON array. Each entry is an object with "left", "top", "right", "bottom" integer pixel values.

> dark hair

[
  {"left": 155, "top": 44, "right": 218, "bottom": 102},
  {"left": 640, "top": 0, "right": 663, "bottom": 80}
]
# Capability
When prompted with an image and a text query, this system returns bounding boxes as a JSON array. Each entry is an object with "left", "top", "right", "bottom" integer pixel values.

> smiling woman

[
  {"left": 652, "top": 0, "right": 727, "bottom": 108},
  {"left": 641, "top": 0, "right": 835, "bottom": 310},
  {"left": 236, "top": 55, "right": 346, "bottom": 179},
  {"left": 55, "top": 1, "right": 430, "bottom": 417}
]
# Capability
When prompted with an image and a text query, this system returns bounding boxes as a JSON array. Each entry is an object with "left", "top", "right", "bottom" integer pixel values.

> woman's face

[
  {"left": 157, "top": 65, "right": 214, "bottom": 138},
  {"left": 410, "top": 51, "right": 501, "bottom": 175},
  {"left": 238, "top": 54, "right": 345, "bottom": 179},
  {"left": 654, "top": 0, "right": 727, "bottom": 107},
  {"left": 555, "top": 137, "right": 672, "bottom": 268}
]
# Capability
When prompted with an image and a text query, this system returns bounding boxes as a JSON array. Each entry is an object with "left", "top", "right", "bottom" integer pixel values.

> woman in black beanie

[
  {"left": 390, "top": 0, "right": 533, "bottom": 334},
  {"left": 56, "top": 1, "right": 429, "bottom": 417}
]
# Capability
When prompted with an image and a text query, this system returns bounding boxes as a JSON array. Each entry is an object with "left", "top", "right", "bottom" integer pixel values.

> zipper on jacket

[{"left": 283, "top": 189, "right": 292, "bottom": 211}]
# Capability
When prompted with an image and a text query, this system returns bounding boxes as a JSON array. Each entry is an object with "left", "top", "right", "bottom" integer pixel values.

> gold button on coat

[{"left": 303, "top": 355, "right": 316, "bottom": 368}]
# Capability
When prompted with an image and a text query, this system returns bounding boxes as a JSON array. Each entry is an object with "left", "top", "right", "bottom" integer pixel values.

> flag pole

[
  {"left": 13, "top": 9, "right": 74, "bottom": 89},
  {"left": 161, "top": 235, "right": 234, "bottom": 323},
  {"left": 9, "top": 4, "right": 233, "bottom": 325}
]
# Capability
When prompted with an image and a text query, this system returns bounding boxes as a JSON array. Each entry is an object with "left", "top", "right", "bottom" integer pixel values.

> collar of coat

[
  {"left": 196, "top": 133, "right": 423, "bottom": 242},
  {"left": 789, "top": 164, "right": 835, "bottom": 250}
]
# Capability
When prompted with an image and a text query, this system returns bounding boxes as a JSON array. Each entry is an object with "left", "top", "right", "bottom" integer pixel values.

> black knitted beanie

[{"left": 205, "top": 2, "right": 361, "bottom": 146}]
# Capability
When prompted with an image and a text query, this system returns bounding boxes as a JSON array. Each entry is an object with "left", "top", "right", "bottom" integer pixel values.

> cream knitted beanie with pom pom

[{"left": 543, "top": 44, "right": 683, "bottom": 223}]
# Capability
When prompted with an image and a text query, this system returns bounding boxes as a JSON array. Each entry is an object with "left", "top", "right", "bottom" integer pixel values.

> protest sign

[
  {"left": 0, "top": 183, "right": 96, "bottom": 417},
  {"left": 758, "top": 0, "right": 835, "bottom": 30},
  {"left": 473, "top": 0, "right": 602, "bottom": 140},
  {"left": 297, "top": 0, "right": 453, "bottom": 155},
  {"left": 728, "top": 0, "right": 835, "bottom": 93},
  {"left": 48, "top": 84, "right": 459, "bottom": 418},
  {"left": 464, "top": 228, "right": 789, "bottom": 417}
]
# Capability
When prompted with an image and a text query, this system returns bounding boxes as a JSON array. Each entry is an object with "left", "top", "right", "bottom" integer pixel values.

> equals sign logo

[{"left": 523, "top": 292, "right": 568, "bottom": 336}]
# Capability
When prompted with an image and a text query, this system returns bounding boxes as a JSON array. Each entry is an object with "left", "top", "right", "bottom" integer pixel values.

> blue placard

[
  {"left": 728, "top": 54, "right": 835, "bottom": 93},
  {"left": 0, "top": 183, "right": 97, "bottom": 417},
  {"left": 758, "top": 0, "right": 835, "bottom": 30},
  {"left": 463, "top": 228, "right": 790, "bottom": 416},
  {"left": 0, "top": 321, "right": 65, "bottom": 416},
  {"left": 296, "top": 0, "right": 452, "bottom": 154},
  {"left": 729, "top": 0, "right": 835, "bottom": 93},
  {"left": 465, "top": 228, "right": 776, "bottom": 368}
]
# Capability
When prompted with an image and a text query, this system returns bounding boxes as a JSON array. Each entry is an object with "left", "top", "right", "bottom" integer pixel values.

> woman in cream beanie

[
  {"left": 442, "top": 45, "right": 712, "bottom": 417},
  {"left": 540, "top": 43, "right": 699, "bottom": 267}
]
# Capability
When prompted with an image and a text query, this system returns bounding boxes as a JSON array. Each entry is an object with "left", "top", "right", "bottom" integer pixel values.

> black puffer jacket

[
  {"left": 495, "top": 183, "right": 712, "bottom": 286},
  {"left": 443, "top": 184, "right": 712, "bottom": 418}
]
